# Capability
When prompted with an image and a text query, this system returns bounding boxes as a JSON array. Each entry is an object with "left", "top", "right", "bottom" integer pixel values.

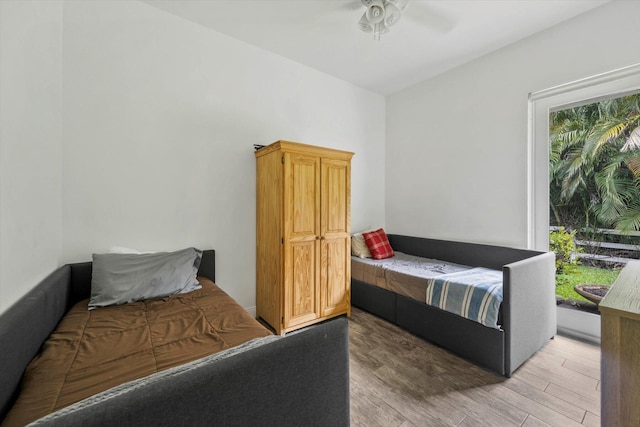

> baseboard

[{"left": 557, "top": 306, "right": 601, "bottom": 345}]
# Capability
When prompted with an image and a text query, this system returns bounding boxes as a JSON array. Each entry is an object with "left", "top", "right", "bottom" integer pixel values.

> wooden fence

[{"left": 550, "top": 226, "right": 640, "bottom": 264}]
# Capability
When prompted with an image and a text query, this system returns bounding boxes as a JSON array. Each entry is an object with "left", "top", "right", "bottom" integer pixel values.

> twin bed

[
  {"left": 351, "top": 234, "right": 556, "bottom": 377},
  {"left": 0, "top": 249, "right": 350, "bottom": 426}
]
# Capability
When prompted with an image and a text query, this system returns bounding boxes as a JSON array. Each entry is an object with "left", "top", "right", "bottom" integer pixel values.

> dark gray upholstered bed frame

[
  {"left": 0, "top": 250, "right": 350, "bottom": 426},
  {"left": 352, "top": 234, "right": 556, "bottom": 377}
]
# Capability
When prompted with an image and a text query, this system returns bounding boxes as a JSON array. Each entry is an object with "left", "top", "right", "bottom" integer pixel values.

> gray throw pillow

[{"left": 89, "top": 247, "right": 202, "bottom": 310}]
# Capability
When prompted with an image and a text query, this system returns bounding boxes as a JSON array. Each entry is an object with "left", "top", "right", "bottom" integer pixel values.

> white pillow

[
  {"left": 89, "top": 248, "right": 202, "bottom": 310},
  {"left": 351, "top": 233, "right": 372, "bottom": 258}
]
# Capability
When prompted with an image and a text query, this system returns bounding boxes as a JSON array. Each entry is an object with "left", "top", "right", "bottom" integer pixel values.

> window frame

[{"left": 527, "top": 63, "right": 640, "bottom": 251}]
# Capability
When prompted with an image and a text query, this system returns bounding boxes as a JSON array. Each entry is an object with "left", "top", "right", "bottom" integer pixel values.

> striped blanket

[{"left": 426, "top": 267, "right": 503, "bottom": 329}]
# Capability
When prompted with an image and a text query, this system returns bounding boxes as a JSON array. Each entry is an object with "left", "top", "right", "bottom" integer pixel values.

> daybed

[
  {"left": 351, "top": 234, "right": 556, "bottom": 377},
  {"left": 0, "top": 250, "right": 350, "bottom": 426}
]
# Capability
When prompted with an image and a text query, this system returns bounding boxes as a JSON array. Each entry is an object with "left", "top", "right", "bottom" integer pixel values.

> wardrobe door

[
  {"left": 283, "top": 153, "right": 321, "bottom": 328},
  {"left": 320, "top": 158, "right": 351, "bottom": 318}
]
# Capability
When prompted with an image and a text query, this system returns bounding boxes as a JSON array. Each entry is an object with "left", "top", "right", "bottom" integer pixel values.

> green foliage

[
  {"left": 556, "top": 265, "right": 620, "bottom": 301},
  {"left": 549, "top": 93, "right": 640, "bottom": 233},
  {"left": 549, "top": 227, "right": 580, "bottom": 274}
]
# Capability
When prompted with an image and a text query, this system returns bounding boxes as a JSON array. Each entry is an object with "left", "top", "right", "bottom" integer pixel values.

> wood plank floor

[{"left": 349, "top": 307, "right": 601, "bottom": 427}]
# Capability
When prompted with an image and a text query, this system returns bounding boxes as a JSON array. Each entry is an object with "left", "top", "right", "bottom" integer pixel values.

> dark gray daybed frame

[
  {"left": 0, "top": 250, "right": 350, "bottom": 426},
  {"left": 351, "top": 234, "right": 556, "bottom": 377}
]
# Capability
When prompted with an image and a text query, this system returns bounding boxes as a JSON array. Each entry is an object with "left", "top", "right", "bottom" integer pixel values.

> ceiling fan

[
  {"left": 357, "top": 0, "right": 409, "bottom": 40},
  {"left": 344, "top": 0, "right": 454, "bottom": 40}
]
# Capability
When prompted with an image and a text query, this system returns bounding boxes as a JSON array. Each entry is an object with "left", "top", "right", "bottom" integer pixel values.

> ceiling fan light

[
  {"left": 358, "top": 12, "right": 374, "bottom": 33},
  {"left": 358, "top": 0, "right": 408, "bottom": 40},
  {"left": 383, "top": 3, "right": 402, "bottom": 27},
  {"left": 366, "top": 1, "right": 385, "bottom": 25}
]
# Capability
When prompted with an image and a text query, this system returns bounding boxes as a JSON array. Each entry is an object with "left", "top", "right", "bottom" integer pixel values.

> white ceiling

[{"left": 143, "top": 0, "right": 610, "bottom": 95}]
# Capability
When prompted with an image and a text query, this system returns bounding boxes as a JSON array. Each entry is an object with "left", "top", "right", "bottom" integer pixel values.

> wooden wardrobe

[{"left": 255, "top": 140, "right": 353, "bottom": 334}]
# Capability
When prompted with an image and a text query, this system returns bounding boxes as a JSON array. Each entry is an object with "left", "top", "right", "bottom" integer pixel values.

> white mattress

[{"left": 351, "top": 252, "right": 470, "bottom": 302}]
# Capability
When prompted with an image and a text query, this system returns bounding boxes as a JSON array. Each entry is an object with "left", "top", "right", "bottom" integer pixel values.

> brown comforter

[{"left": 2, "top": 278, "right": 271, "bottom": 427}]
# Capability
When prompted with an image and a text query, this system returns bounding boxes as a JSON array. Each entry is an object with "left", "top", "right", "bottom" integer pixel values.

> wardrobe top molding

[{"left": 254, "top": 140, "right": 354, "bottom": 160}]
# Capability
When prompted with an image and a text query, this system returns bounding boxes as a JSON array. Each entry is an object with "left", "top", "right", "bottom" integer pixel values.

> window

[{"left": 528, "top": 64, "right": 640, "bottom": 251}]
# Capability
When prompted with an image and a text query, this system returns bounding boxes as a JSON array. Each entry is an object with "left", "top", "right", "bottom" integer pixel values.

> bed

[
  {"left": 351, "top": 234, "right": 556, "bottom": 377},
  {"left": 0, "top": 249, "right": 350, "bottom": 426}
]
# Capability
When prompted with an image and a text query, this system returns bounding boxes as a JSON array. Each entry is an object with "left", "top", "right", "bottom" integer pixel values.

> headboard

[{"left": 198, "top": 249, "right": 216, "bottom": 283}]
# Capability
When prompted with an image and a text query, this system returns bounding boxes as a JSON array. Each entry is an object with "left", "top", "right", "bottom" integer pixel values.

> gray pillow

[{"left": 89, "top": 247, "right": 202, "bottom": 310}]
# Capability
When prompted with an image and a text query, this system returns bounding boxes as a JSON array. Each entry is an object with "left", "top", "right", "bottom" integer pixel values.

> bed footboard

[
  {"left": 30, "top": 317, "right": 350, "bottom": 427},
  {"left": 503, "top": 252, "right": 556, "bottom": 376}
]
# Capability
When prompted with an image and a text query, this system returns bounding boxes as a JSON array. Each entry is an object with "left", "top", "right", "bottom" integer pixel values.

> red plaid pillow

[{"left": 362, "top": 228, "right": 394, "bottom": 260}]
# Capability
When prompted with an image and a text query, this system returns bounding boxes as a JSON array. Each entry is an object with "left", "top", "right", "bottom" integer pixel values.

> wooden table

[{"left": 599, "top": 260, "right": 640, "bottom": 426}]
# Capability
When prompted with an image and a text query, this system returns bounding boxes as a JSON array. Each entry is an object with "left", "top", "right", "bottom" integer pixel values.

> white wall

[
  {"left": 6, "top": 0, "right": 636, "bottom": 316},
  {"left": 386, "top": 1, "right": 640, "bottom": 248},
  {"left": 0, "top": 1, "right": 64, "bottom": 312},
  {"left": 60, "top": 1, "right": 385, "bottom": 310}
]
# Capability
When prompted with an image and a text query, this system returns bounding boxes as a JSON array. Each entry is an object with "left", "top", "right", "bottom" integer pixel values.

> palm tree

[{"left": 549, "top": 93, "right": 640, "bottom": 232}]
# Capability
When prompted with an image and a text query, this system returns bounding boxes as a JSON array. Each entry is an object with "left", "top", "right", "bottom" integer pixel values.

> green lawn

[{"left": 556, "top": 265, "right": 621, "bottom": 301}]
